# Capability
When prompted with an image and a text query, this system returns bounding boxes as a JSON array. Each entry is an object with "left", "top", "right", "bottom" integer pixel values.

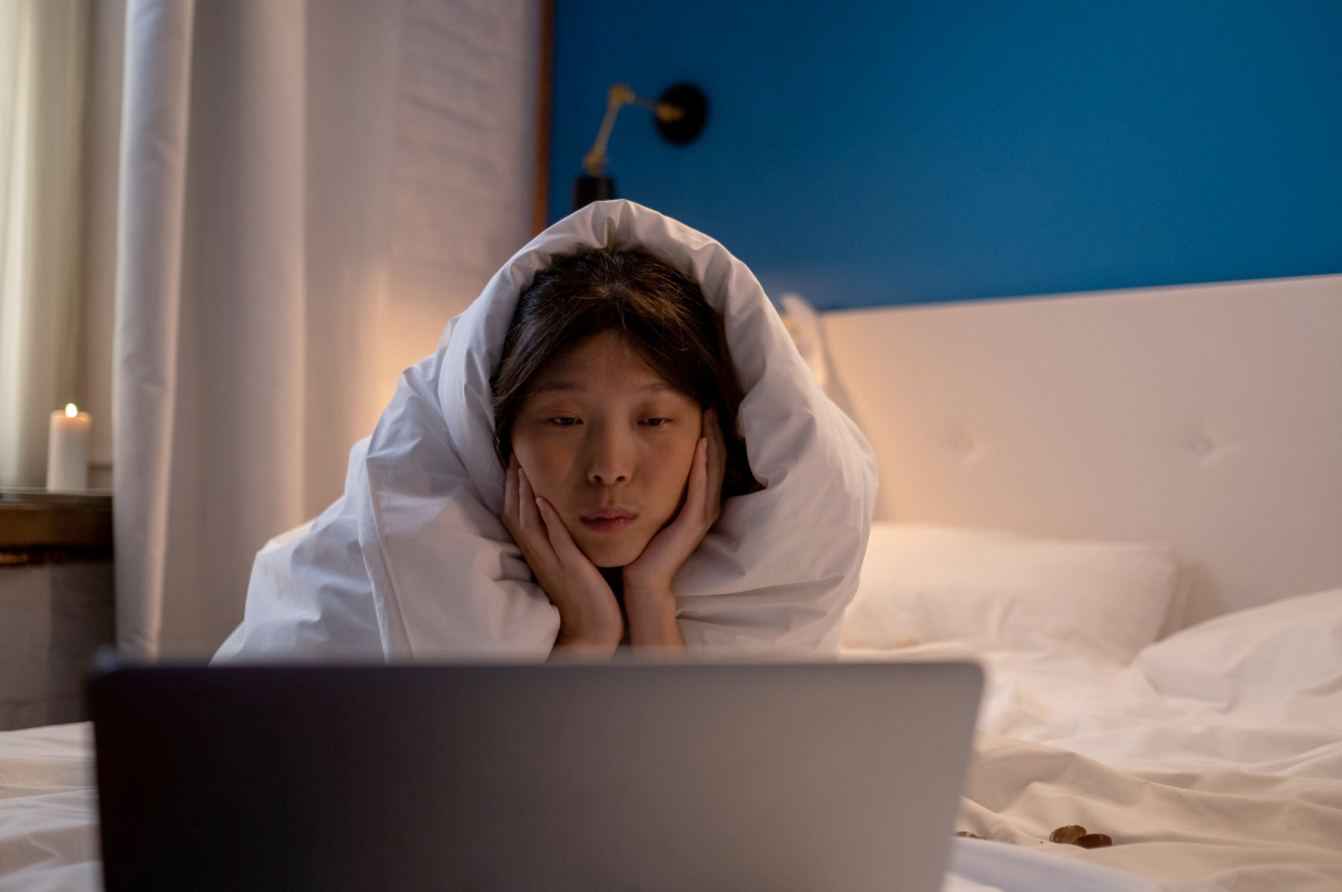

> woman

[
  {"left": 214, "top": 199, "right": 876, "bottom": 662},
  {"left": 493, "top": 247, "right": 761, "bottom": 656}
]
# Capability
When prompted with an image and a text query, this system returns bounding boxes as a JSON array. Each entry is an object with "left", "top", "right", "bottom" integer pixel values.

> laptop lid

[{"left": 90, "top": 657, "right": 982, "bottom": 892}]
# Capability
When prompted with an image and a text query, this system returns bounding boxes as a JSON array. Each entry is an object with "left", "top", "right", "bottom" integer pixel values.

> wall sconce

[{"left": 572, "top": 83, "right": 708, "bottom": 211}]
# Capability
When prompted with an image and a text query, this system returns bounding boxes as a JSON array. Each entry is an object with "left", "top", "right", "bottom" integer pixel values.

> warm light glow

[{"left": 65, "top": 403, "right": 77, "bottom": 417}]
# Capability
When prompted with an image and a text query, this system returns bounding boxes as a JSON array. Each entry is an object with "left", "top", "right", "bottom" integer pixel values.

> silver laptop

[{"left": 89, "top": 654, "right": 982, "bottom": 891}]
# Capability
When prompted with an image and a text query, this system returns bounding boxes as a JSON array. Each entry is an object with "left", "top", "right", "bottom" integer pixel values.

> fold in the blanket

[
  {"left": 957, "top": 733, "right": 1342, "bottom": 890},
  {"left": 215, "top": 200, "right": 878, "bottom": 663}
]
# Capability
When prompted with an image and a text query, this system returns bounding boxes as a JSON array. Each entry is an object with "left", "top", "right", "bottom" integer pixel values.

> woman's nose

[{"left": 585, "top": 425, "right": 633, "bottom": 485}]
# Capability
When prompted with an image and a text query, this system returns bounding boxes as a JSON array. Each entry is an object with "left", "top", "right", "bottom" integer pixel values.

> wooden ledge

[{"left": 0, "top": 489, "right": 113, "bottom": 564}]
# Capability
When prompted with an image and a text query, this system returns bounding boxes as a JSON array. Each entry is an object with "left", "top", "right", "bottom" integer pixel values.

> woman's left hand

[{"left": 622, "top": 406, "right": 726, "bottom": 597}]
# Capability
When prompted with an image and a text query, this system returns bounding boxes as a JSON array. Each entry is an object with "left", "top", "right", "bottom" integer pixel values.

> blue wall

[{"left": 548, "top": 1, "right": 1342, "bottom": 309}]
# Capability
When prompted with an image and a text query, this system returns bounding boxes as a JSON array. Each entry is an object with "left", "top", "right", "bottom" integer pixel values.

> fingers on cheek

[
  {"left": 518, "top": 473, "right": 535, "bottom": 525},
  {"left": 684, "top": 444, "right": 707, "bottom": 513}
]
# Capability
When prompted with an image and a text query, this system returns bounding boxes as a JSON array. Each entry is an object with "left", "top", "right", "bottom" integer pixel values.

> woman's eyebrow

[
  {"left": 530, "top": 380, "right": 579, "bottom": 394},
  {"left": 530, "top": 380, "right": 675, "bottom": 394}
]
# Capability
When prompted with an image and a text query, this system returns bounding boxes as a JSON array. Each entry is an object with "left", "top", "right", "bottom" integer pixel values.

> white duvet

[
  {"left": 852, "top": 586, "right": 1342, "bottom": 891},
  {"left": 4, "top": 589, "right": 1341, "bottom": 891},
  {"left": 213, "top": 198, "right": 879, "bottom": 663}
]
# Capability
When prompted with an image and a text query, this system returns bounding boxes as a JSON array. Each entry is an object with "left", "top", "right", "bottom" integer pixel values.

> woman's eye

[
  {"left": 548, "top": 417, "right": 580, "bottom": 427},
  {"left": 641, "top": 418, "right": 671, "bottom": 427}
]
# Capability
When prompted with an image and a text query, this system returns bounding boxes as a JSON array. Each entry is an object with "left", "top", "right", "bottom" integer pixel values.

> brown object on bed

[
  {"left": 1074, "top": 833, "right": 1114, "bottom": 848},
  {"left": 1049, "top": 825, "right": 1088, "bottom": 844},
  {"left": 1048, "top": 825, "right": 1114, "bottom": 847},
  {"left": 954, "top": 831, "right": 981, "bottom": 839}
]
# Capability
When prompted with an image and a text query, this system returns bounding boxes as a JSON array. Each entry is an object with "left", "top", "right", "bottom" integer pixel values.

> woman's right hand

[{"left": 501, "top": 453, "right": 625, "bottom": 653}]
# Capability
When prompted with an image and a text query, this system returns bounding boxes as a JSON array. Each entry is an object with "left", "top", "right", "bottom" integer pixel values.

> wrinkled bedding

[
  {"left": 3, "top": 590, "right": 1340, "bottom": 891},
  {"left": 0, "top": 722, "right": 98, "bottom": 892},
  {"left": 848, "top": 586, "right": 1342, "bottom": 891}
]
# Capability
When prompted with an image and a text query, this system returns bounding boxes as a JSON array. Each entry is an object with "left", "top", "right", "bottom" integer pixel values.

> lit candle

[{"left": 46, "top": 403, "right": 91, "bottom": 492}]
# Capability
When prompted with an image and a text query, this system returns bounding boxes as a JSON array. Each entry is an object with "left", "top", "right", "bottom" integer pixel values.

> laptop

[{"left": 89, "top": 653, "right": 982, "bottom": 891}]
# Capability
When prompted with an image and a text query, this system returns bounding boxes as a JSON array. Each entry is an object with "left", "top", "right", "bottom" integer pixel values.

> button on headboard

[{"left": 820, "top": 274, "right": 1342, "bottom": 629}]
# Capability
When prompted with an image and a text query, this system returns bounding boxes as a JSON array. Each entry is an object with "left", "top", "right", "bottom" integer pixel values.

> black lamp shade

[{"left": 572, "top": 175, "right": 616, "bottom": 211}]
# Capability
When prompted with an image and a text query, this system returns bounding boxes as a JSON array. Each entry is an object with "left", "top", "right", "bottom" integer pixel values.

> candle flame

[{"left": 65, "top": 403, "right": 77, "bottom": 418}]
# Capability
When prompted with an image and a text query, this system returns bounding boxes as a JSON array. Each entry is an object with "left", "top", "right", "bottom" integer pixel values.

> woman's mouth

[{"left": 580, "top": 509, "right": 637, "bottom": 533}]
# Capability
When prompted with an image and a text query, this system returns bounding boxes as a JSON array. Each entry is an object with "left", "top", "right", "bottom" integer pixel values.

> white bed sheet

[
  {"left": 2, "top": 590, "right": 1339, "bottom": 892},
  {"left": 0, "top": 723, "right": 98, "bottom": 892},
  {"left": 845, "top": 586, "right": 1342, "bottom": 890}
]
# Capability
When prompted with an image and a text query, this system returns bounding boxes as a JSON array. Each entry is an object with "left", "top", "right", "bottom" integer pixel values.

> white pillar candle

[{"left": 46, "top": 403, "right": 91, "bottom": 492}]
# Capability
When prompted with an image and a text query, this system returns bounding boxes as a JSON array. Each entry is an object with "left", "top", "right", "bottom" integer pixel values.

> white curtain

[
  {"left": 115, "top": 0, "right": 541, "bottom": 659},
  {"left": 0, "top": 0, "right": 89, "bottom": 487},
  {"left": 115, "top": 0, "right": 399, "bottom": 658}
]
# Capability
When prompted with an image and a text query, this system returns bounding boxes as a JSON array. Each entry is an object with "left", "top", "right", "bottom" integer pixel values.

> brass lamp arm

[{"left": 583, "top": 83, "right": 687, "bottom": 177}]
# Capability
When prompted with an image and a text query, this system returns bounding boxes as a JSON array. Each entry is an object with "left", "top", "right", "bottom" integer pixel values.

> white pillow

[{"left": 842, "top": 524, "right": 1184, "bottom": 663}]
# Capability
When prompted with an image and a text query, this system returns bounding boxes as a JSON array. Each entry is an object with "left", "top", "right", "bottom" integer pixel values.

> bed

[
  {"left": 2, "top": 273, "right": 1340, "bottom": 891},
  {"left": 822, "top": 271, "right": 1342, "bottom": 891}
]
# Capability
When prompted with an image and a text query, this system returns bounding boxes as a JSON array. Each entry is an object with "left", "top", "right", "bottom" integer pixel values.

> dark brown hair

[{"left": 491, "top": 247, "right": 758, "bottom": 497}]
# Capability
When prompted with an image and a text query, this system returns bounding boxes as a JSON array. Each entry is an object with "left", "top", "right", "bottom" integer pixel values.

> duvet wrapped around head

[{"left": 214, "top": 199, "right": 878, "bottom": 663}]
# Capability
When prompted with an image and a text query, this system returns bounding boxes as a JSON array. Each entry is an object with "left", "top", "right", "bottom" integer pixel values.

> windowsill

[{"left": 0, "top": 488, "right": 113, "bottom": 564}]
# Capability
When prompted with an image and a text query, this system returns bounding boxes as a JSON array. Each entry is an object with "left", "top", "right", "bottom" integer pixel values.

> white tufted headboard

[{"left": 818, "top": 274, "right": 1342, "bottom": 630}]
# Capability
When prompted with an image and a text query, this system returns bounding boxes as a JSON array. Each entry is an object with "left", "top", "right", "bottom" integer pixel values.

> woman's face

[{"left": 509, "top": 330, "right": 704, "bottom": 568}]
